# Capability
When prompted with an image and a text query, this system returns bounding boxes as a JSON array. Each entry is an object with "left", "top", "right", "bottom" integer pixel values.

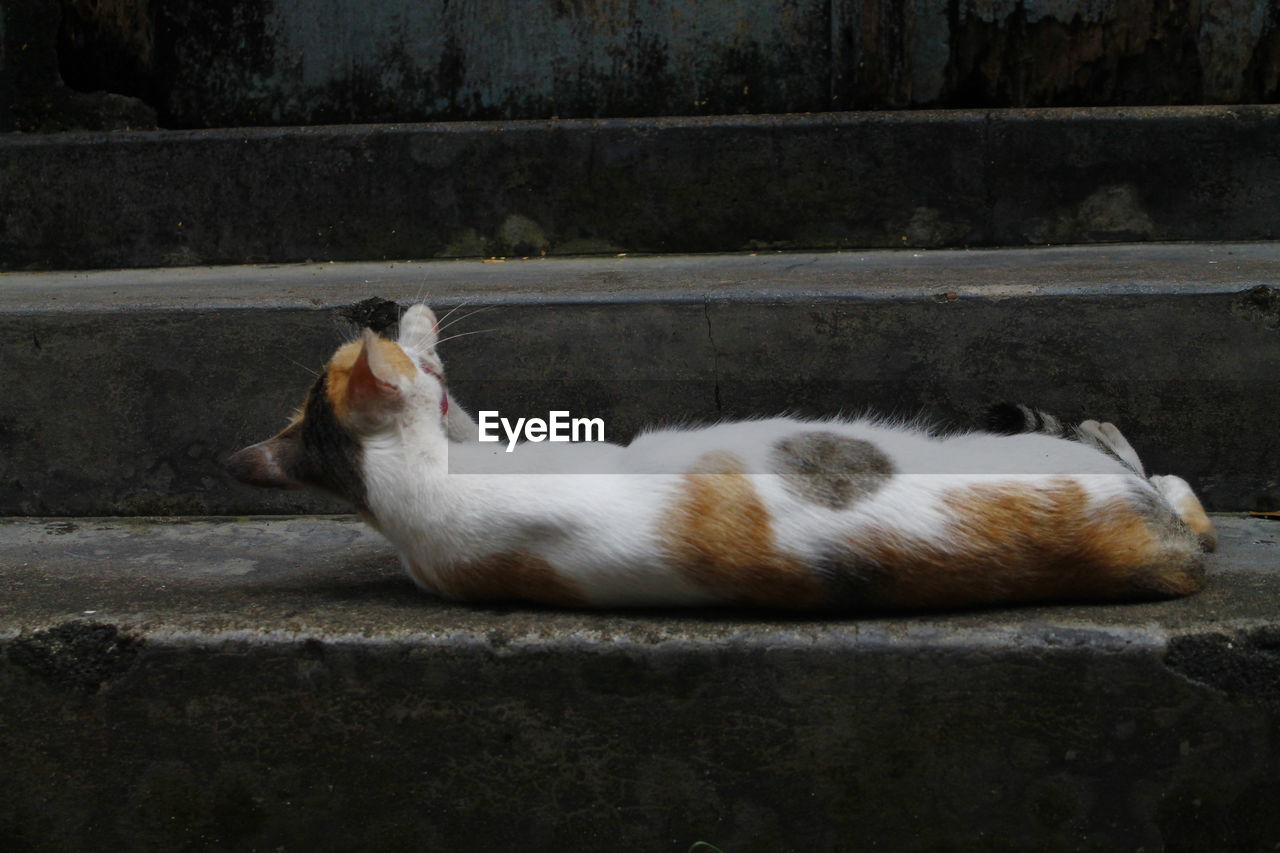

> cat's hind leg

[
  {"left": 1073, "top": 421, "right": 1216, "bottom": 550},
  {"left": 1150, "top": 474, "right": 1218, "bottom": 553},
  {"left": 1074, "top": 418, "right": 1217, "bottom": 553}
]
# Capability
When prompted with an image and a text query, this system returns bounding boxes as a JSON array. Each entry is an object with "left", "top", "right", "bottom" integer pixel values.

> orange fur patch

[
  {"left": 323, "top": 341, "right": 364, "bottom": 421},
  {"left": 663, "top": 451, "right": 823, "bottom": 608},
  {"left": 436, "top": 552, "right": 582, "bottom": 606},
  {"left": 372, "top": 336, "right": 418, "bottom": 379},
  {"left": 324, "top": 336, "right": 417, "bottom": 421},
  {"left": 842, "top": 480, "right": 1204, "bottom": 608}
]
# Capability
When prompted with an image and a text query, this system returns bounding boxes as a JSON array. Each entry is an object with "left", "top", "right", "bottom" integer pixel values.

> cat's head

[{"left": 225, "top": 304, "right": 449, "bottom": 506}]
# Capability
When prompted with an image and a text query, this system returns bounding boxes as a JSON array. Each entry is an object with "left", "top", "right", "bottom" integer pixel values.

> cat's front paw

[{"left": 399, "top": 303, "right": 440, "bottom": 350}]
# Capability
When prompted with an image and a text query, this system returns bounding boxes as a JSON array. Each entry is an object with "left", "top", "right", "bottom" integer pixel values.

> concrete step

[
  {"left": 2, "top": 243, "right": 1279, "bottom": 516},
  {"left": 4, "top": 106, "right": 1280, "bottom": 270},
  {"left": 1, "top": 514, "right": 1277, "bottom": 851}
]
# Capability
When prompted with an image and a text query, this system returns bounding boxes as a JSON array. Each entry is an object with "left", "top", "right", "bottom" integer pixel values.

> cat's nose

[{"left": 224, "top": 446, "right": 265, "bottom": 485}]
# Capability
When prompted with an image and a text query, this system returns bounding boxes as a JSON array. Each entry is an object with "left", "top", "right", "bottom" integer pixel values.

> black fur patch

[
  {"left": 984, "top": 402, "right": 1033, "bottom": 434},
  {"left": 294, "top": 373, "right": 368, "bottom": 509}
]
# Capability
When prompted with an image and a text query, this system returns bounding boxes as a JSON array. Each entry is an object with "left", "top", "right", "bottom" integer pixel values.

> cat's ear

[
  {"left": 346, "top": 329, "right": 411, "bottom": 413},
  {"left": 225, "top": 437, "right": 303, "bottom": 490}
]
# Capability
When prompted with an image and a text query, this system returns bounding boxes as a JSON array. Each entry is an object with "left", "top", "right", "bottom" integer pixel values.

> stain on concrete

[
  {"left": 440, "top": 228, "right": 490, "bottom": 258},
  {"left": 904, "top": 206, "right": 973, "bottom": 247},
  {"left": 1232, "top": 284, "right": 1280, "bottom": 330},
  {"left": 1077, "top": 184, "right": 1156, "bottom": 239},
  {"left": 496, "top": 214, "right": 549, "bottom": 257},
  {"left": 1031, "top": 184, "right": 1156, "bottom": 244},
  {"left": 44, "top": 520, "right": 79, "bottom": 535},
  {"left": 337, "top": 297, "right": 401, "bottom": 333},
  {"left": 8, "top": 622, "right": 140, "bottom": 694}
]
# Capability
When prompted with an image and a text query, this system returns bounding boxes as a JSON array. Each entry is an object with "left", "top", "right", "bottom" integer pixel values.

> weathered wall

[
  {"left": 0, "top": 0, "right": 155, "bottom": 131},
  {"left": 5, "top": 0, "right": 1279, "bottom": 130}
]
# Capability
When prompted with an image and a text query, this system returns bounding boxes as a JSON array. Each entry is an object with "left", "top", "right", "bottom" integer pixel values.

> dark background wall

[{"left": 3, "top": 0, "right": 1280, "bottom": 131}]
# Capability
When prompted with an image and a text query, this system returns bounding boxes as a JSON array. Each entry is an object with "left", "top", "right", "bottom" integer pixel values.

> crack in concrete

[
  {"left": 702, "top": 295, "right": 722, "bottom": 414},
  {"left": 982, "top": 110, "right": 997, "bottom": 242}
]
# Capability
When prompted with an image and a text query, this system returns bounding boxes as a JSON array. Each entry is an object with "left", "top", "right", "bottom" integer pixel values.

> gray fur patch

[{"left": 771, "top": 432, "right": 894, "bottom": 510}]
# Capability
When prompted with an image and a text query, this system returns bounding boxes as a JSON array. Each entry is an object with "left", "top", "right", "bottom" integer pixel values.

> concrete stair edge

[
  {"left": 1, "top": 514, "right": 1277, "bottom": 850},
  {"left": 4, "top": 104, "right": 1280, "bottom": 270}
]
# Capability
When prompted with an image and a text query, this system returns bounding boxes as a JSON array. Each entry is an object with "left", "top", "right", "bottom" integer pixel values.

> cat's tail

[
  {"left": 985, "top": 402, "right": 1143, "bottom": 474},
  {"left": 984, "top": 402, "right": 1217, "bottom": 553},
  {"left": 984, "top": 402, "right": 1070, "bottom": 438}
]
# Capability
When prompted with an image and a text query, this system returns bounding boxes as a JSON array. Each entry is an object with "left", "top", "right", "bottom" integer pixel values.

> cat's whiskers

[
  {"left": 434, "top": 298, "right": 474, "bottom": 328},
  {"left": 435, "top": 304, "right": 503, "bottom": 337},
  {"left": 329, "top": 312, "right": 360, "bottom": 344},
  {"left": 286, "top": 357, "right": 319, "bottom": 378},
  {"left": 434, "top": 327, "right": 499, "bottom": 348}
]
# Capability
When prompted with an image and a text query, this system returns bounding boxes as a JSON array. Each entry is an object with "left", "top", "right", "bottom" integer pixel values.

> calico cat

[{"left": 226, "top": 304, "right": 1215, "bottom": 609}]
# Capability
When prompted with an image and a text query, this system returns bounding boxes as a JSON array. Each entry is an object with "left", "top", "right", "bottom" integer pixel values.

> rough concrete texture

[
  {"left": 1, "top": 244, "right": 1278, "bottom": 515},
  {"left": 32, "top": 0, "right": 1280, "bottom": 128},
  {"left": 0, "top": 514, "right": 1277, "bottom": 851},
  {"left": 4, "top": 106, "right": 1280, "bottom": 270}
]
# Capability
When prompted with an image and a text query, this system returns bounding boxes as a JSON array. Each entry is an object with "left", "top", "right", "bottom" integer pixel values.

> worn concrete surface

[
  {"left": 0, "top": 514, "right": 1277, "bottom": 851},
  {"left": 32, "top": 0, "right": 1280, "bottom": 129},
  {"left": 4, "top": 106, "right": 1280, "bottom": 269},
  {"left": 2, "top": 244, "right": 1278, "bottom": 516}
]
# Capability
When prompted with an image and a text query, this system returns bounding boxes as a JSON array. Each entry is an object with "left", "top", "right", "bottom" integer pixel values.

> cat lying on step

[{"left": 226, "top": 304, "right": 1215, "bottom": 610}]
